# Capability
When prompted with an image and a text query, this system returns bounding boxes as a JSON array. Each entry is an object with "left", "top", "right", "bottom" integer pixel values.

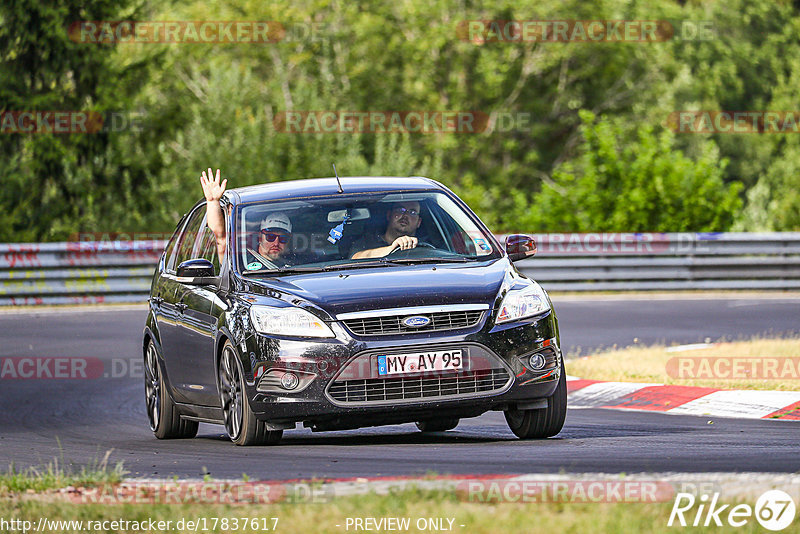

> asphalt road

[{"left": 1, "top": 296, "right": 798, "bottom": 479}]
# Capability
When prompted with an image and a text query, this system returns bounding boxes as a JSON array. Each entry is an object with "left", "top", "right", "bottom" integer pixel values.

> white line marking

[
  {"left": 567, "top": 381, "right": 659, "bottom": 407},
  {"left": 665, "top": 343, "right": 716, "bottom": 353},
  {"left": 668, "top": 390, "right": 800, "bottom": 418}
]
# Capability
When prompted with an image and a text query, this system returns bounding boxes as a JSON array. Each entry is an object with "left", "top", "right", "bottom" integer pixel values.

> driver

[{"left": 351, "top": 201, "right": 422, "bottom": 259}]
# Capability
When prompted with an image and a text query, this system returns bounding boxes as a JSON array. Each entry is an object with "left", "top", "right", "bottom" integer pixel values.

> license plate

[{"left": 377, "top": 349, "right": 463, "bottom": 376}]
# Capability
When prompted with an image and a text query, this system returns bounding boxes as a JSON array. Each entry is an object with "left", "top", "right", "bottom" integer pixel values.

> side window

[
  {"left": 163, "top": 225, "right": 183, "bottom": 273},
  {"left": 194, "top": 220, "right": 221, "bottom": 272},
  {"left": 427, "top": 203, "right": 476, "bottom": 255},
  {"left": 417, "top": 202, "right": 447, "bottom": 250},
  {"left": 174, "top": 206, "right": 206, "bottom": 268}
]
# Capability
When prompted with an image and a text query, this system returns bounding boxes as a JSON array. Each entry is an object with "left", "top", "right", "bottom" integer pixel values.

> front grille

[
  {"left": 342, "top": 310, "right": 484, "bottom": 336},
  {"left": 327, "top": 368, "right": 510, "bottom": 404}
]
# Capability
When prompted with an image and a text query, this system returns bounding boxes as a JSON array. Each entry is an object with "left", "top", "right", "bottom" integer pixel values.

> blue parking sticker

[
  {"left": 377, "top": 355, "right": 387, "bottom": 375},
  {"left": 474, "top": 238, "right": 491, "bottom": 252},
  {"left": 246, "top": 262, "right": 263, "bottom": 270}
]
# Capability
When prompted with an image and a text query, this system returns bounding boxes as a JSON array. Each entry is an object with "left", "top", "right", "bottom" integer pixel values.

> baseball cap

[{"left": 259, "top": 212, "right": 292, "bottom": 233}]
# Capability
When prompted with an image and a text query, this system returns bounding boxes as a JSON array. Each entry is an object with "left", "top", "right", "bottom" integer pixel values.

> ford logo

[{"left": 403, "top": 315, "right": 431, "bottom": 328}]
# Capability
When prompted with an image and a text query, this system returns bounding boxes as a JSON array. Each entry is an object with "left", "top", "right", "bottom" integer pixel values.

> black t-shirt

[{"left": 348, "top": 232, "right": 391, "bottom": 258}]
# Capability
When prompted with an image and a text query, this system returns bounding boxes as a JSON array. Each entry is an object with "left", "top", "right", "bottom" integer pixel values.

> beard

[
  {"left": 260, "top": 244, "right": 285, "bottom": 259},
  {"left": 393, "top": 219, "right": 416, "bottom": 235}
]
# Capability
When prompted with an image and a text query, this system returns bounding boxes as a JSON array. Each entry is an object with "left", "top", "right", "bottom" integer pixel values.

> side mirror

[
  {"left": 505, "top": 234, "right": 537, "bottom": 262},
  {"left": 176, "top": 258, "right": 216, "bottom": 284}
]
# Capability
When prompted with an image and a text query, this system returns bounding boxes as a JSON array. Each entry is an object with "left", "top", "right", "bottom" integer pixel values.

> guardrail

[
  {"left": 0, "top": 241, "right": 164, "bottom": 306},
  {"left": 514, "top": 232, "right": 800, "bottom": 291},
  {"left": 1, "top": 233, "right": 799, "bottom": 305}
]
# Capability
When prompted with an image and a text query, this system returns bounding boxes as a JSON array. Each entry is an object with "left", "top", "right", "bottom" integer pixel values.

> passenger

[
  {"left": 250, "top": 212, "right": 293, "bottom": 267},
  {"left": 200, "top": 168, "right": 294, "bottom": 268}
]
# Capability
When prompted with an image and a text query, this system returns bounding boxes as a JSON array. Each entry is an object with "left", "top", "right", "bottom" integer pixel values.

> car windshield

[{"left": 234, "top": 190, "right": 500, "bottom": 274}]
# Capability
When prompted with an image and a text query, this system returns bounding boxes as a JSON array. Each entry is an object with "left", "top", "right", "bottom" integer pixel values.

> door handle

[
  {"left": 150, "top": 296, "right": 164, "bottom": 305},
  {"left": 176, "top": 302, "right": 188, "bottom": 312}
]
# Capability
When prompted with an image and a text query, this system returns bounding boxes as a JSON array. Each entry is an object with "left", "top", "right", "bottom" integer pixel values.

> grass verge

[
  {"left": 0, "top": 450, "right": 126, "bottom": 495},
  {"left": 0, "top": 486, "right": 768, "bottom": 534},
  {"left": 566, "top": 337, "right": 800, "bottom": 390}
]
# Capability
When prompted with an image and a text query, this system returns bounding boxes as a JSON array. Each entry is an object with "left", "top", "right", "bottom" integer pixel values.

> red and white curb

[{"left": 567, "top": 378, "right": 800, "bottom": 420}]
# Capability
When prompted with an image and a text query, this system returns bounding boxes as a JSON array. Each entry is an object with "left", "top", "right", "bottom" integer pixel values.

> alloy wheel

[
  {"left": 219, "top": 347, "right": 243, "bottom": 440},
  {"left": 144, "top": 342, "right": 161, "bottom": 431}
]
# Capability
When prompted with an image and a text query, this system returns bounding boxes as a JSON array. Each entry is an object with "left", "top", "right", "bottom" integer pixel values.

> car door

[
  {"left": 157, "top": 206, "right": 207, "bottom": 404},
  {"left": 173, "top": 211, "right": 223, "bottom": 407},
  {"left": 153, "top": 215, "right": 191, "bottom": 388}
]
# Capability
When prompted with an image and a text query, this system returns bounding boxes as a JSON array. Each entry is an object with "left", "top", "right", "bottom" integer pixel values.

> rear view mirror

[
  {"left": 327, "top": 208, "right": 370, "bottom": 223},
  {"left": 505, "top": 234, "right": 537, "bottom": 262},
  {"left": 176, "top": 258, "right": 216, "bottom": 283}
]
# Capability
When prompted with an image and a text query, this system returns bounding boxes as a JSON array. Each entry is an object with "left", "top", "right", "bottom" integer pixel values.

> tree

[
  {"left": 520, "top": 111, "right": 741, "bottom": 232},
  {"left": 0, "top": 0, "right": 167, "bottom": 241}
]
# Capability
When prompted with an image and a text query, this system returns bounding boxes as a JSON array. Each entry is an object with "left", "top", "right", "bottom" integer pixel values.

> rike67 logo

[{"left": 669, "top": 490, "right": 796, "bottom": 530}]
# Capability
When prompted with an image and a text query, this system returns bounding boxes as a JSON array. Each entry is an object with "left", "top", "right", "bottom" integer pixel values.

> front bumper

[{"left": 240, "top": 310, "right": 562, "bottom": 429}]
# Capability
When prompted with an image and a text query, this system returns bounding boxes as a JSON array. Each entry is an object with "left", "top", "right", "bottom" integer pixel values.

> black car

[{"left": 143, "top": 176, "right": 566, "bottom": 445}]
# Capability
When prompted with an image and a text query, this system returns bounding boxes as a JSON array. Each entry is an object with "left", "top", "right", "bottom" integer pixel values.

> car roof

[{"left": 227, "top": 176, "right": 444, "bottom": 204}]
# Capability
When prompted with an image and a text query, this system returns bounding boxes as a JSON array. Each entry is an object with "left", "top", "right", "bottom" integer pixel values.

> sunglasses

[
  {"left": 260, "top": 230, "right": 289, "bottom": 244},
  {"left": 392, "top": 206, "right": 419, "bottom": 218}
]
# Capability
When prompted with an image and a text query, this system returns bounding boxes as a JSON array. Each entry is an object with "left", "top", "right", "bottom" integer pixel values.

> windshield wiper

[
  {"left": 381, "top": 257, "right": 479, "bottom": 264},
  {"left": 321, "top": 260, "right": 402, "bottom": 271},
  {"left": 242, "top": 266, "right": 327, "bottom": 275}
]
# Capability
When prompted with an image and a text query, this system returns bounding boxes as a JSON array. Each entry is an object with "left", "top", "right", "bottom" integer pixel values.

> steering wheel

[{"left": 387, "top": 241, "right": 435, "bottom": 254}]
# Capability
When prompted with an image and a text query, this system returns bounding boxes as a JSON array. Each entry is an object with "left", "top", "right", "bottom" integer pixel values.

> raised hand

[
  {"left": 200, "top": 168, "right": 229, "bottom": 260},
  {"left": 200, "top": 168, "right": 227, "bottom": 202}
]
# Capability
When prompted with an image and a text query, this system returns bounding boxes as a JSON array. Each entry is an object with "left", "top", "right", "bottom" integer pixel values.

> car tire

[
  {"left": 145, "top": 339, "right": 199, "bottom": 440},
  {"left": 504, "top": 359, "right": 567, "bottom": 439},
  {"left": 218, "top": 340, "right": 283, "bottom": 446},
  {"left": 415, "top": 418, "right": 459, "bottom": 432}
]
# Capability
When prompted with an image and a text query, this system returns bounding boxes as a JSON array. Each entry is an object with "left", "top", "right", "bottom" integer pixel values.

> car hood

[{"left": 243, "top": 259, "right": 513, "bottom": 320}]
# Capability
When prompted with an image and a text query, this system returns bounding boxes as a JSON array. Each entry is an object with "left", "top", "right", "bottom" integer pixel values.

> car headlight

[
  {"left": 250, "top": 306, "right": 335, "bottom": 338},
  {"left": 495, "top": 282, "right": 550, "bottom": 324}
]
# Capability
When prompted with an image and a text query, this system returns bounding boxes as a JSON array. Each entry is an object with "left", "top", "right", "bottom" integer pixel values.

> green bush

[{"left": 522, "top": 111, "right": 742, "bottom": 232}]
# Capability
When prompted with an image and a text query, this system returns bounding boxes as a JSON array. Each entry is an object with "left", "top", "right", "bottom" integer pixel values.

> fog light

[
  {"left": 529, "top": 353, "right": 546, "bottom": 370},
  {"left": 280, "top": 372, "right": 299, "bottom": 390}
]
